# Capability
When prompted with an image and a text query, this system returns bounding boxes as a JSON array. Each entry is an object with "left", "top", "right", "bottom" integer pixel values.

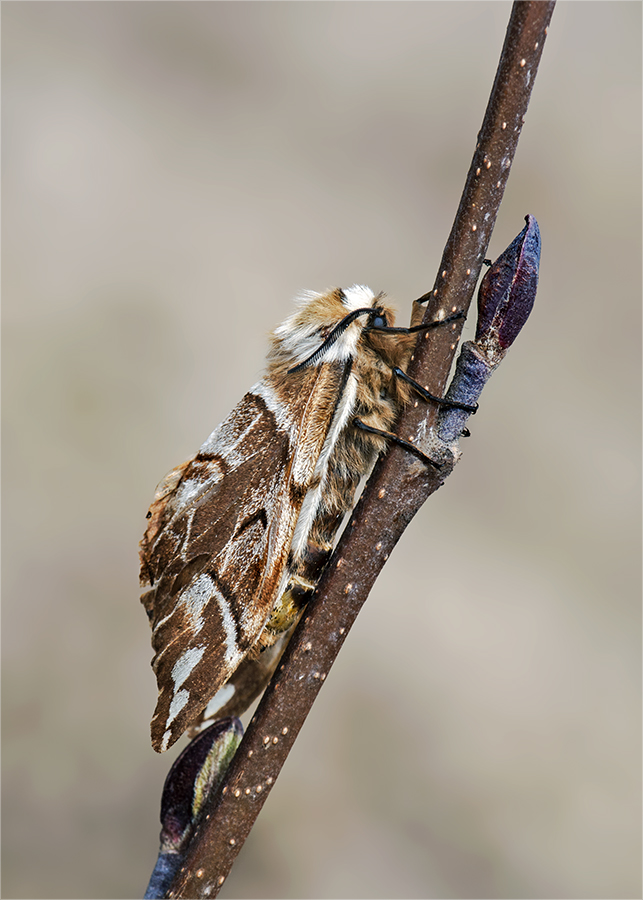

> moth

[{"left": 140, "top": 285, "right": 469, "bottom": 752}]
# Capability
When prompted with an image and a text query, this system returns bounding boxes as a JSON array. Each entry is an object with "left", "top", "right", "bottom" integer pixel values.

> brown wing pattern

[{"left": 140, "top": 362, "right": 349, "bottom": 752}]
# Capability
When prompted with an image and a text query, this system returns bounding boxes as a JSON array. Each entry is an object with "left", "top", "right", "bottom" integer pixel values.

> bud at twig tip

[
  {"left": 160, "top": 718, "right": 243, "bottom": 853},
  {"left": 475, "top": 214, "right": 540, "bottom": 363}
]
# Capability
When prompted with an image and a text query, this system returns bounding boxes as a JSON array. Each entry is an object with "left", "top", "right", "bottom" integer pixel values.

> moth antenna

[{"left": 287, "top": 307, "right": 375, "bottom": 374}]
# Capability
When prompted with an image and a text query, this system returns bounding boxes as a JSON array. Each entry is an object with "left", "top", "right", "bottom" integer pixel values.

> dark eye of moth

[{"left": 370, "top": 310, "right": 388, "bottom": 328}]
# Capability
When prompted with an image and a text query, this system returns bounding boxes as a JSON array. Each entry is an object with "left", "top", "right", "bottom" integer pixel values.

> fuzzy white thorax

[{"left": 274, "top": 285, "right": 377, "bottom": 370}]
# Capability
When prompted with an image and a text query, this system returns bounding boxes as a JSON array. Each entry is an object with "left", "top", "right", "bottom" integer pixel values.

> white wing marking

[
  {"left": 152, "top": 573, "right": 214, "bottom": 638},
  {"left": 171, "top": 646, "right": 206, "bottom": 691},
  {"left": 212, "top": 582, "right": 244, "bottom": 668},
  {"left": 202, "top": 684, "right": 236, "bottom": 719},
  {"left": 251, "top": 380, "right": 298, "bottom": 440},
  {"left": 166, "top": 689, "right": 189, "bottom": 727},
  {"left": 199, "top": 406, "right": 264, "bottom": 464}
]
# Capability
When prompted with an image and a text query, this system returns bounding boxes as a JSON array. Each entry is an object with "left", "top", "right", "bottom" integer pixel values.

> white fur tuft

[
  {"left": 273, "top": 285, "right": 378, "bottom": 370},
  {"left": 341, "top": 284, "right": 376, "bottom": 311}
]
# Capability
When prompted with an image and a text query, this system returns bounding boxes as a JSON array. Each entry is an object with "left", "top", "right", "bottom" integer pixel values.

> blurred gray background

[{"left": 3, "top": 3, "right": 640, "bottom": 898}]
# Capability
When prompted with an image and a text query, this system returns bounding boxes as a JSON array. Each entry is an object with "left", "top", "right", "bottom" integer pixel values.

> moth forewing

[
  {"left": 186, "top": 632, "right": 292, "bottom": 738},
  {"left": 143, "top": 396, "right": 294, "bottom": 752},
  {"left": 142, "top": 373, "right": 362, "bottom": 750},
  {"left": 141, "top": 285, "right": 416, "bottom": 752}
]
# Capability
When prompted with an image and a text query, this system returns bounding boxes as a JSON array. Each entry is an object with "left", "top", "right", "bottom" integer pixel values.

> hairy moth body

[{"left": 141, "top": 285, "right": 418, "bottom": 752}]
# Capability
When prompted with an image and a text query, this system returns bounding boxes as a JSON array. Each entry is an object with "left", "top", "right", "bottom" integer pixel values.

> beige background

[{"left": 3, "top": 3, "right": 640, "bottom": 898}]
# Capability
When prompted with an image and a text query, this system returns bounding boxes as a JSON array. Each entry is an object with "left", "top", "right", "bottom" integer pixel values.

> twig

[{"left": 163, "top": 3, "right": 555, "bottom": 897}]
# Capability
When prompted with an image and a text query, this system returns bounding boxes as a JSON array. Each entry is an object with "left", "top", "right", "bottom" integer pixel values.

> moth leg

[
  {"left": 366, "top": 311, "right": 464, "bottom": 336},
  {"left": 392, "top": 367, "right": 478, "bottom": 414},
  {"left": 353, "top": 418, "right": 441, "bottom": 469}
]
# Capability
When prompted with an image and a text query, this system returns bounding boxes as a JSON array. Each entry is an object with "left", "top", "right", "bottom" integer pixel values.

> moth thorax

[{"left": 271, "top": 286, "right": 381, "bottom": 371}]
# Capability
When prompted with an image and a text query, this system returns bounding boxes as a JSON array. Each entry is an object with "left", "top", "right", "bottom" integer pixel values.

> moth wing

[
  {"left": 186, "top": 630, "right": 293, "bottom": 741},
  {"left": 141, "top": 365, "right": 348, "bottom": 752}
]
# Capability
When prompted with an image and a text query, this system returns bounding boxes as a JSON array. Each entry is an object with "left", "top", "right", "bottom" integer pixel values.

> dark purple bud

[
  {"left": 159, "top": 717, "right": 243, "bottom": 852},
  {"left": 475, "top": 215, "right": 540, "bottom": 357},
  {"left": 145, "top": 719, "right": 243, "bottom": 898}
]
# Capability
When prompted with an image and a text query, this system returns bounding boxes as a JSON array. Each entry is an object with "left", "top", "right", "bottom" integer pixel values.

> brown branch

[{"left": 165, "top": 3, "right": 555, "bottom": 897}]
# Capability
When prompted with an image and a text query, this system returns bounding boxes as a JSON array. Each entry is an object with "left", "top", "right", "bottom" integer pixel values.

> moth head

[{"left": 272, "top": 285, "right": 396, "bottom": 373}]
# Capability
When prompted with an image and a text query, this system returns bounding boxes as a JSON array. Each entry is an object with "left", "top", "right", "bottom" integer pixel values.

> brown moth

[{"left": 140, "top": 285, "right": 458, "bottom": 752}]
